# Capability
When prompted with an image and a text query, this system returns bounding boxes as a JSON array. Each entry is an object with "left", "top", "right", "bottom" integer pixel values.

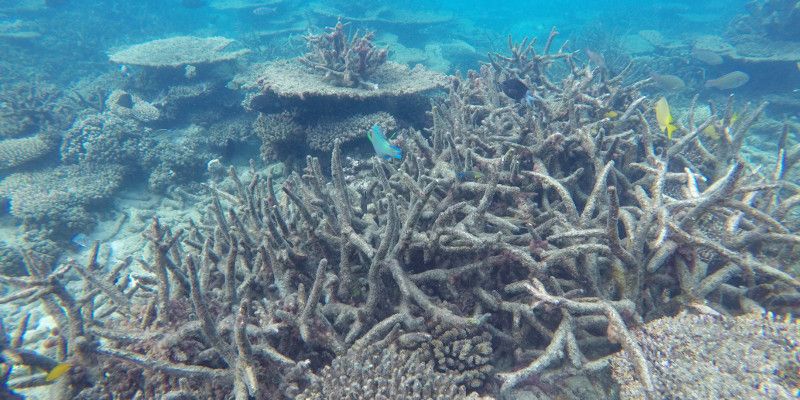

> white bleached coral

[{"left": 108, "top": 36, "right": 250, "bottom": 68}]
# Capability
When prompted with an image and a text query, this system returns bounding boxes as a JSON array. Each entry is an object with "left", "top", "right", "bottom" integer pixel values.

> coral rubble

[{"left": 611, "top": 312, "right": 800, "bottom": 399}]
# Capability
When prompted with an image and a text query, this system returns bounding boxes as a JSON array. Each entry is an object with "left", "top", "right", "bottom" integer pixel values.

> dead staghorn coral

[
  {"left": 1, "top": 29, "right": 799, "bottom": 399},
  {"left": 298, "top": 17, "right": 388, "bottom": 89}
]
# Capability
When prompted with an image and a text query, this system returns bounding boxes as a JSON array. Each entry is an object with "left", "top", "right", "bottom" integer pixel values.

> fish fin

[
  {"left": 391, "top": 145, "right": 402, "bottom": 159},
  {"left": 45, "top": 362, "right": 71, "bottom": 382}
]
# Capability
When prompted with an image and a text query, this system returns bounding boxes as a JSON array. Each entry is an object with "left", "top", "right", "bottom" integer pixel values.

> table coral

[{"left": 108, "top": 36, "right": 250, "bottom": 68}]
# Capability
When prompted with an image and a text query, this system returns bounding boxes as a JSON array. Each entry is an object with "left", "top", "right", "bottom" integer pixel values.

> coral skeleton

[{"left": 298, "top": 18, "right": 388, "bottom": 89}]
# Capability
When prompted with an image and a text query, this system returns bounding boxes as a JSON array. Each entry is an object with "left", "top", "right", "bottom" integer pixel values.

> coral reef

[
  {"left": 236, "top": 19, "right": 446, "bottom": 164},
  {"left": 306, "top": 111, "right": 396, "bottom": 151},
  {"left": 298, "top": 18, "right": 387, "bottom": 89},
  {"left": 611, "top": 311, "right": 800, "bottom": 399},
  {"left": 145, "top": 126, "right": 215, "bottom": 192},
  {"left": 0, "top": 81, "right": 70, "bottom": 138},
  {"left": 0, "top": 164, "right": 124, "bottom": 233},
  {"left": 0, "top": 29, "right": 798, "bottom": 400},
  {"left": 108, "top": 36, "right": 250, "bottom": 68},
  {"left": 0, "top": 134, "right": 58, "bottom": 171},
  {"left": 253, "top": 110, "right": 303, "bottom": 162},
  {"left": 729, "top": 0, "right": 800, "bottom": 41},
  {"left": 60, "top": 111, "right": 149, "bottom": 166},
  {"left": 409, "top": 321, "right": 493, "bottom": 389},
  {"left": 106, "top": 90, "right": 161, "bottom": 123},
  {"left": 0, "top": 241, "right": 25, "bottom": 277},
  {"left": 721, "top": 1, "right": 800, "bottom": 93},
  {"left": 241, "top": 59, "right": 446, "bottom": 105},
  {"left": 297, "top": 337, "right": 486, "bottom": 400}
]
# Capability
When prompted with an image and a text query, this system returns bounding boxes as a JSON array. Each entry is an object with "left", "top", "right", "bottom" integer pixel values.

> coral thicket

[{"left": 0, "top": 27, "right": 798, "bottom": 400}]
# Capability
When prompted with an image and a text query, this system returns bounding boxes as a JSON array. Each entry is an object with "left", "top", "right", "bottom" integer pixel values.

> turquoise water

[{"left": 1, "top": 1, "right": 798, "bottom": 399}]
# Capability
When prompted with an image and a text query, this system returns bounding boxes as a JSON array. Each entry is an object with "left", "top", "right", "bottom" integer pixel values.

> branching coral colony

[
  {"left": 298, "top": 17, "right": 388, "bottom": 89},
  {"left": 2, "top": 28, "right": 800, "bottom": 399}
]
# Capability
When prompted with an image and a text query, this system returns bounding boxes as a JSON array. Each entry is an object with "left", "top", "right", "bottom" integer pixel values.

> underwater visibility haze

[{"left": 1, "top": 0, "right": 799, "bottom": 398}]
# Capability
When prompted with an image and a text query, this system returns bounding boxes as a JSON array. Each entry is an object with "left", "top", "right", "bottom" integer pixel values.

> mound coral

[
  {"left": 297, "top": 336, "right": 487, "bottom": 400},
  {"left": 0, "top": 134, "right": 58, "bottom": 171},
  {"left": 306, "top": 111, "right": 397, "bottom": 151},
  {"left": 0, "top": 164, "right": 124, "bottom": 232}
]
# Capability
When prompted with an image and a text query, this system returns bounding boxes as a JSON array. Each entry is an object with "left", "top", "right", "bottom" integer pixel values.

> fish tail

[{"left": 391, "top": 145, "right": 402, "bottom": 159}]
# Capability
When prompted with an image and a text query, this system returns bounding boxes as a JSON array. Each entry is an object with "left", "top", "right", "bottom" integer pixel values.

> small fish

[
  {"left": 702, "top": 112, "right": 737, "bottom": 141},
  {"left": 456, "top": 170, "right": 483, "bottom": 182},
  {"left": 500, "top": 78, "right": 528, "bottom": 101},
  {"left": 705, "top": 71, "right": 749, "bottom": 90},
  {"left": 703, "top": 124, "right": 720, "bottom": 140},
  {"left": 71, "top": 233, "right": 90, "bottom": 249},
  {"left": 691, "top": 47, "right": 723, "bottom": 65},
  {"left": 585, "top": 48, "right": 607, "bottom": 70},
  {"left": 651, "top": 73, "right": 686, "bottom": 92},
  {"left": 654, "top": 97, "right": 677, "bottom": 140},
  {"left": 604, "top": 110, "right": 619, "bottom": 119},
  {"left": 367, "top": 124, "right": 402, "bottom": 160},
  {"left": 252, "top": 7, "right": 277, "bottom": 16},
  {"left": 180, "top": 0, "right": 206, "bottom": 8},
  {"left": 45, "top": 362, "right": 71, "bottom": 382}
]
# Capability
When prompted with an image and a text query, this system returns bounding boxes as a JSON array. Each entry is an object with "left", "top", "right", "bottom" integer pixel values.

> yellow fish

[
  {"left": 702, "top": 112, "right": 737, "bottom": 141},
  {"left": 654, "top": 97, "right": 677, "bottom": 140},
  {"left": 703, "top": 124, "right": 720, "bottom": 140},
  {"left": 45, "top": 362, "right": 71, "bottom": 382},
  {"left": 604, "top": 110, "right": 619, "bottom": 119}
]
